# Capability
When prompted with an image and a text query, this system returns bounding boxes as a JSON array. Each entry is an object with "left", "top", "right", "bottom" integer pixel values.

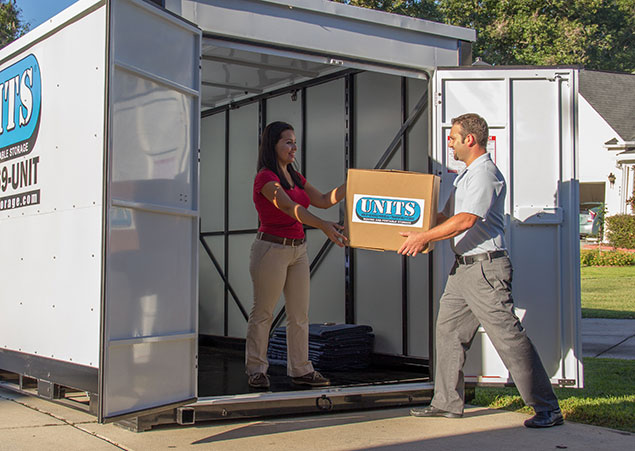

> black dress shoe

[
  {"left": 410, "top": 406, "right": 463, "bottom": 418},
  {"left": 524, "top": 409, "right": 564, "bottom": 428}
]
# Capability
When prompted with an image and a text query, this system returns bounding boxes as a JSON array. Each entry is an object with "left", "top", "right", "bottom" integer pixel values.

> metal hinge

[{"left": 557, "top": 378, "right": 576, "bottom": 387}]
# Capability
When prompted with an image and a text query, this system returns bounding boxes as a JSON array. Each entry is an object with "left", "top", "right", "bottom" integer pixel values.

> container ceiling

[{"left": 201, "top": 39, "right": 343, "bottom": 110}]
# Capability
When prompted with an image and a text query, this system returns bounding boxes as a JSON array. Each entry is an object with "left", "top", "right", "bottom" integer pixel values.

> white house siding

[{"left": 578, "top": 95, "right": 624, "bottom": 218}]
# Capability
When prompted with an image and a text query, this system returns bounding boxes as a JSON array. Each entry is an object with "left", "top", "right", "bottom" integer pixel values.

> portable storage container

[{"left": 0, "top": 0, "right": 583, "bottom": 431}]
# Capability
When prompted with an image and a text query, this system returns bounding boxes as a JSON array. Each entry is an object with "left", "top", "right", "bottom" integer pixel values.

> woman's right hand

[{"left": 320, "top": 221, "right": 348, "bottom": 247}]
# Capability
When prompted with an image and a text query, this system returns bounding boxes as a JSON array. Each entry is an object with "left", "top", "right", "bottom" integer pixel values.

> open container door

[
  {"left": 100, "top": 0, "right": 201, "bottom": 422},
  {"left": 432, "top": 67, "right": 583, "bottom": 388}
]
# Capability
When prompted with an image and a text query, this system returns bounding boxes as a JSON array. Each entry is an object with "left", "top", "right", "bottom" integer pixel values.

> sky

[{"left": 16, "top": 0, "right": 80, "bottom": 30}]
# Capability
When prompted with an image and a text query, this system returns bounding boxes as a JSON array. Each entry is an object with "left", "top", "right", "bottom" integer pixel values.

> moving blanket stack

[{"left": 268, "top": 323, "right": 375, "bottom": 371}]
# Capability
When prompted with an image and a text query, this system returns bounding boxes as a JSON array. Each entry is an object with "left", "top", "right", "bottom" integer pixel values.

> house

[{"left": 578, "top": 70, "right": 635, "bottom": 217}]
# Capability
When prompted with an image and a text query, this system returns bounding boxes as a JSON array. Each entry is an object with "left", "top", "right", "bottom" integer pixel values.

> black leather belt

[
  {"left": 456, "top": 250, "right": 508, "bottom": 265},
  {"left": 257, "top": 231, "right": 305, "bottom": 247}
]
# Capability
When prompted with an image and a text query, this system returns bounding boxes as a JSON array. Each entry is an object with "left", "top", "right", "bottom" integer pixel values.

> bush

[
  {"left": 580, "top": 249, "right": 635, "bottom": 266},
  {"left": 605, "top": 215, "right": 635, "bottom": 249}
]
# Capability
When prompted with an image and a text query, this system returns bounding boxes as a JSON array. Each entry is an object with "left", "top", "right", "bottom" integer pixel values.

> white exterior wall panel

[{"left": 0, "top": 2, "right": 107, "bottom": 368}]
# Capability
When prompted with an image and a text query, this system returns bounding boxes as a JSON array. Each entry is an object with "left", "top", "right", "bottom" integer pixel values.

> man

[{"left": 398, "top": 113, "right": 563, "bottom": 428}]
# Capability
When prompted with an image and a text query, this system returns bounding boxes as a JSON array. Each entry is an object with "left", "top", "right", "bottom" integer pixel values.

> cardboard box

[{"left": 346, "top": 169, "right": 440, "bottom": 252}]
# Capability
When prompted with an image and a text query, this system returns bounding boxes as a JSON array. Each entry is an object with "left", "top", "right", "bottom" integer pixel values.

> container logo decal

[
  {"left": 353, "top": 194, "right": 424, "bottom": 227},
  {"left": 0, "top": 54, "right": 41, "bottom": 212}
]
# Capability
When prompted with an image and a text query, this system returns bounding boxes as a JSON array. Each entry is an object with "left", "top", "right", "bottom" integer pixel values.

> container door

[
  {"left": 432, "top": 68, "right": 583, "bottom": 388},
  {"left": 100, "top": 0, "right": 201, "bottom": 421}
]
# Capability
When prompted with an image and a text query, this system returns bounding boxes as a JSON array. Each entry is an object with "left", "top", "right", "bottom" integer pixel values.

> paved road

[
  {"left": 1, "top": 318, "right": 633, "bottom": 449},
  {"left": 582, "top": 318, "right": 635, "bottom": 360},
  {"left": 1, "top": 386, "right": 633, "bottom": 451}
]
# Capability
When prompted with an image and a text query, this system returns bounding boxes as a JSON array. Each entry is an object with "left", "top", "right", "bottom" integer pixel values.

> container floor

[{"left": 197, "top": 343, "right": 430, "bottom": 398}]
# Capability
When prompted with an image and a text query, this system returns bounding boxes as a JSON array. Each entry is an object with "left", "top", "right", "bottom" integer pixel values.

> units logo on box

[
  {"left": 0, "top": 54, "right": 41, "bottom": 212},
  {"left": 353, "top": 194, "right": 424, "bottom": 227}
]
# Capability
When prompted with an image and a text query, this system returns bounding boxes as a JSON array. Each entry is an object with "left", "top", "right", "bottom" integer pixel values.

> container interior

[{"left": 197, "top": 38, "right": 434, "bottom": 397}]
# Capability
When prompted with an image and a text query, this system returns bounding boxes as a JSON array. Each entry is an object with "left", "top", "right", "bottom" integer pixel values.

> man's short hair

[{"left": 451, "top": 113, "right": 489, "bottom": 148}]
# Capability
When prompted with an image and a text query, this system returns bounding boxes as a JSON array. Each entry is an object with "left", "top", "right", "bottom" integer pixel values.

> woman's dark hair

[{"left": 257, "top": 121, "right": 304, "bottom": 190}]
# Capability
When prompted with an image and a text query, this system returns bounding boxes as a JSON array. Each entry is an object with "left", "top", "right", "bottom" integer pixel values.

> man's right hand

[{"left": 398, "top": 231, "right": 429, "bottom": 257}]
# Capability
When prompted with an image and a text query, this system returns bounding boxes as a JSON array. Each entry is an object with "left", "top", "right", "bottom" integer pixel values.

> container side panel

[
  {"left": 354, "top": 72, "right": 403, "bottom": 354},
  {"left": 355, "top": 251, "right": 403, "bottom": 354},
  {"left": 304, "top": 79, "right": 346, "bottom": 322},
  {"left": 511, "top": 80, "right": 560, "bottom": 212},
  {"left": 509, "top": 225, "right": 561, "bottom": 374},
  {"left": 113, "top": 0, "right": 197, "bottom": 90},
  {"left": 354, "top": 72, "right": 402, "bottom": 169},
  {"left": 442, "top": 79, "right": 507, "bottom": 125},
  {"left": 406, "top": 77, "right": 431, "bottom": 358},
  {"left": 228, "top": 103, "right": 258, "bottom": 230},
  {"left": 227, "top": 233, "right": 255, "bottom": 338},
  {"left": 199, "top": 112, "right": 226, "bottom": 337},
  {"left": 406, "top": 253, "right": 431, "bottom": 358},
  {"left": 266, "top": 93, "right": 302, "bottom": 165},
  {"left": 198, "top": 235, "right": 225, "bottom": 336},
  {"left": 107, "top": 209, "right": 195, "bottom": 339},
  {"left": 103, "top": 338, "right": 196, "bottom": 417},
  {"left": 305, "top": 79, "right": 346, "bottom": 223},
  {"left": 509, "top": 79, "right": 562, "bottom": 375},
  {"left": 103, "top": 0, "right": 200, "bottom": 420},
  {"left": 200, "top": 114, "right": 226, "bottom": 233},
  {"left": 405, "top": 77, "right": 430, "bottom": 174},
  {"left": 111, "top": 70, "right": 195, "bottom": 210},
  {"left": 0, "top": 4, "right": 107, "bottom": 368},
  {"left": 308, "top": 237, "right": 346, "bottom": 324},
  {"left": 1, "top": 210, "right": 102, "bottom": 366}
]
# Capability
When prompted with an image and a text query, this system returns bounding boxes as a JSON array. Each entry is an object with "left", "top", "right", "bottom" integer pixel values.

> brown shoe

[
  {"left": 248, "top": 372, "right": 270, "bottom": 388},
  {"left": 292, "top": 371, "right": 330, "bottom": 387}
]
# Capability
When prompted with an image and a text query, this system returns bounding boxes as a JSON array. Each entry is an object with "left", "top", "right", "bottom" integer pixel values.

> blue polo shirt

[{"left": 443, "top": 153, "right": 507, "bottom": 256}]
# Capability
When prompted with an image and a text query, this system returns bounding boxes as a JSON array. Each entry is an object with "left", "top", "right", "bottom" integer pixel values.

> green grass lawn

[
  {"left": 472, "top": 267, "right": 635, "bottom": 432},
  {"left": 473, "top": 358, "right": 635, "bottom": 432},
  {"left": 581, "top": 266, "right": 635, "bottom": 319}
]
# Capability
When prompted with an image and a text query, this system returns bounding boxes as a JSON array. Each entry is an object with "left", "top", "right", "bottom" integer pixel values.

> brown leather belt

[
  {"left": 456, "top": 250, "right": 508, "bottom": 265},
  {"left": 257, "top": 231, "right": 305, "bottom": 247}
]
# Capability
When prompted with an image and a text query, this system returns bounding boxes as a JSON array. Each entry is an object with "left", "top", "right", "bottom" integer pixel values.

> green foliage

[
  {"left": 331, "top": 0, "right": 635, "bottom": 73},
  {"left": 0, "top": 0, "right": 28, "bottom": 48},
  {"left": 439, "top": 0, "right": 635, "bottom": 72},
  {"left": 580, "top": 249, "right": 635, "bottom": 266},
  {"left": 581, "top": 266, "right": 635, "bottom": 319},
  {"left": 331, "top": 0, "right": 443, "bottom": 21},
  {"left": 605, "top": 215, "right": 635, "bottom": 249},
  {"left": 474, "top": 358, "right": 635, "bottom": 433}
]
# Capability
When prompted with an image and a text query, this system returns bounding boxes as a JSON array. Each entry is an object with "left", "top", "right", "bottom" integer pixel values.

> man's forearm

[{"left": 423, "top": 213, "right": 477, "bottom": 244}]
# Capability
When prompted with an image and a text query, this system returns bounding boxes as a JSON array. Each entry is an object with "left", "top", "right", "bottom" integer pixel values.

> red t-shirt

[{"left": 253, "top": 169, "right": 310, "bottom": 239}]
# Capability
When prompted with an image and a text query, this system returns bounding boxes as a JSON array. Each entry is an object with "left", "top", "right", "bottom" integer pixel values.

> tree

[
  {"left": 331, "top": 0, "right": 635, "bottom": 73},
  {"left": 439, "top": 0, "right": 635, "bottom": 72},
  {"left": 0, "top": 0, "right": 28, "bottom": 49},
  {"left": 332, "top": 0, "right": 443, "bottom": 21}
]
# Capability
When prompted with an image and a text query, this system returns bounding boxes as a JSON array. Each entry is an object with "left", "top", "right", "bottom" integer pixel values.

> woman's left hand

[{"left": 320, "top": 221, "right": 348, "bottom": 247}]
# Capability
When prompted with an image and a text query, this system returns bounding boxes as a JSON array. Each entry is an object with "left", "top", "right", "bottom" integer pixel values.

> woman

[{"left": 246, "top": 121, "right": 346, "bottom": 389}]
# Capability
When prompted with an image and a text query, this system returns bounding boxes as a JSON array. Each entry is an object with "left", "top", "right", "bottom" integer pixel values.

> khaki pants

[{"left": 245, "top": 238, "right": 314, "bottom": 377}]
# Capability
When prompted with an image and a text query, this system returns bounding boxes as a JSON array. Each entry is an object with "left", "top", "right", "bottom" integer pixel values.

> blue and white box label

[{"left": 353, "top": 194, "right": 425, "bottom": 227}]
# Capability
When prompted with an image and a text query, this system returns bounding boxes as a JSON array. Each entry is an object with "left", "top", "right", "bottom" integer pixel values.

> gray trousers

[{"left": 431, "top": 256, "right": 560, "bottom": 415}]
